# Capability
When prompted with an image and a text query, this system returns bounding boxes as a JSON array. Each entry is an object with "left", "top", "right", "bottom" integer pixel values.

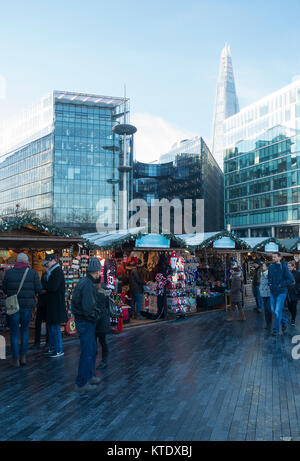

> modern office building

[
  {"left": 224, "top": 78, "right": 300, "bottom": 238},
  {"left": 134, "top": 137, "right": 224, "bottom": 232},
  {"left": 0, "top": 91, "right": 132, "bottom": 231},
  {"left": 211, "top": 44, "right": 239, "bottom": 171}
]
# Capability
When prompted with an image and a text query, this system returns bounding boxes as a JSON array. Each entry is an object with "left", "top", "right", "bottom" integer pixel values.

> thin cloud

[{"left": 130, "top": 113, "right": 197, "bottom": 163}]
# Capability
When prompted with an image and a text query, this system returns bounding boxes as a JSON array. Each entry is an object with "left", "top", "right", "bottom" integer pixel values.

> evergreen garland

[{"left": 0, "top": 215, "right": 78, "bottom": 238}]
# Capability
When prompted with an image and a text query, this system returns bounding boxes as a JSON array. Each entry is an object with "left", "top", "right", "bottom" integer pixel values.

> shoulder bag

[{"left": 6, "top": 268, "right": 30, "bottom": 316}]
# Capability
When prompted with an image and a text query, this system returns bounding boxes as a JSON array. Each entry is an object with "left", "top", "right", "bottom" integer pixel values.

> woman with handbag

[{"left": 3, "top": 253, "right": 42, "bottom": 367}]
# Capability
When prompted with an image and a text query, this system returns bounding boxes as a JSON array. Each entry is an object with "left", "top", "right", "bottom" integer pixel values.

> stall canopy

[
  {"left": 175, "top": 231, "right": 251, "bottom": 250},
  {"left": 82, "top": 227, "right": 145, "bottom": 250},
  {"left": 0, "top": 216, "right": 82, "bottom": 249}
]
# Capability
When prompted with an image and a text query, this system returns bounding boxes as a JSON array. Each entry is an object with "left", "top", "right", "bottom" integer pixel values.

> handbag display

[{"left": 6, "top": 268, "right": 30, "bottom": 316}]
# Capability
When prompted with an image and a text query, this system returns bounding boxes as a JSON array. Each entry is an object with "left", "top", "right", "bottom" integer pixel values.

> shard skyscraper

[{"left": 211, "top": 44, "right": 239, "bottom": 170}]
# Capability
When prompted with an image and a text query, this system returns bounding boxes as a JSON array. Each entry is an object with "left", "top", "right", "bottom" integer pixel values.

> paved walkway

[{"left": 1, "top": 307, "right": 300, "bottom": 441}]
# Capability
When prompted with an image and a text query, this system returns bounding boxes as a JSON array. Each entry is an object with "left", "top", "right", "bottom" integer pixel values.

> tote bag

[{"left": 6, "top": 268, "right": 30, "bottom": 316}]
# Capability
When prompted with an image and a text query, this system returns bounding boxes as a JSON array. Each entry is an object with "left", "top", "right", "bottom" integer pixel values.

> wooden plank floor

[{"left": 1, "top": 306, "right": 300, "bottom": 441}]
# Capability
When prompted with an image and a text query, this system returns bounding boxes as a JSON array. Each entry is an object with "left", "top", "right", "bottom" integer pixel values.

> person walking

[
  {"left": 259, "top": 261, "right": 272, "bottom": 331},
  {"left": 43, "top": 254, "right": 67, "bottom": 357},
  {"left": 226, "top": 266, "right": 245, "bottom": 321},
  {"left": 268, "top": 252, "right": 294, "bottom": 336},
  {"left": 95, "top": 284, "right": 111, "bottom": 370},
  {"left": 31, "top": 268, "right": 49, "bottom": 350},
  {"left": 252, "top": 259, "right": 263, "bottom": 313},
  {"left": 71, "top": 257, "right": 102, "bottom": 392},
  {"left": 3, "top": 253, "right": 42, "bottom": 367},
  {"left": 287, "top": 261, "right": 300, "bottom": 326},
  {"left": 129, "top": 262, "right": 145, "bottom": 320}
]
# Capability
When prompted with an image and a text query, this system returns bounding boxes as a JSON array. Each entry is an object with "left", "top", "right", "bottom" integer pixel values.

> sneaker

[
  {"left": 43, "top": 349, "right": 55, "bottom": 355},
  {"left": 49, "top": 351, "right": 64, "bottom": 358},
  {"left": 89, "top": 376, "right": 101, "bottom": 385},
  {"left": 291, "top": 320, "right": 296, "bottom": 327},
  {"left": 96, "top": 361, "right": 107, "bottom": 370},
  {"left": 74, "top": 383, "right": 98, "bottom": 393}
]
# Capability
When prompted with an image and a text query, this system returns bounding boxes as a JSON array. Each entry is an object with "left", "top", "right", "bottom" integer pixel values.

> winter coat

[
  {"left": 288, "top": 270, "right": 300, "bottom": 302},
  {"left": 259, "top": 270, "right": 271, "bottom": 298},
  {"left": 71, "top": 273, "right": 101, "bottom": 323},
  {"left": 3, "top": 264, "right": 42, "bottom": 310},
  {"left": 95, "top": 288, "right": 111, "bottom": 335},
  {"left": 45, "top": 264, "right": 67, "bottom": 325},
  {"left": 252, "top": 266, "right": 262, "bottom": 288},
  {"left": 230, "top": 273, "right": 244, "bottom": 304},
  {"left": 268, "top": 261, "right": 294, "bottom": 296},
  {"left": 129, "top": 267, "right": 145, "bottom": 294}
]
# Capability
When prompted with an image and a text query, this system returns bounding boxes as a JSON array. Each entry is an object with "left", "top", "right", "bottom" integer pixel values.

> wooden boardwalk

[{"left": 1, "top": 306, "right": 300, "bottom": 441}]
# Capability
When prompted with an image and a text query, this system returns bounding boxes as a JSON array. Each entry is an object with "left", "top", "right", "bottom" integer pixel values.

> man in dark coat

[
  {"left": 95, "top": 285, "right": 111, "bottom": 370},
  {"left": 268, "top": 252, "right": 294, "bottom": 336},
  {"left": 227, "top": 267, "right": 245, "bottom": 322},
  {"left": 3, "top": 253, "right": 42, "bottom": 367},
  {"left": 71, "top": 257, "right": 102, "bottom": 392},
  {"left": 31, "top": 268, "right": 49, "bottom": 350},
  {"left": 287, "top": 261, "right": 300, "bottom": 326},
  {"left": 43, "top": 254, "right": 67, "bottom": 357}
]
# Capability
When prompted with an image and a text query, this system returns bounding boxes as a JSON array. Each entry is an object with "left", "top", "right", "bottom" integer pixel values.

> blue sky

[{"left": 1, "top": 0, "right": 300, "bottom": 161}]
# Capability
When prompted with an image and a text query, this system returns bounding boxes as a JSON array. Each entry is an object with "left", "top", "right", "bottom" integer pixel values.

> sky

[{"left": 1, "top": 0, "right": 300, "bottom": 162}]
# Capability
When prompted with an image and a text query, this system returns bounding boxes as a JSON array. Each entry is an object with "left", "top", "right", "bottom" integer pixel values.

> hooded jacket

[{"left": 71, "top": 273, "right": 102, "bottom": 323}]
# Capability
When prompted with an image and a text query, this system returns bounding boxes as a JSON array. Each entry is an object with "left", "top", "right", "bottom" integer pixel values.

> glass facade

[
  {"left": 224, "top": 96, "right": 300, "bottom": 238},
  {"left": 0, "top": 91, "right": 129, "bottom": 230},
  {"left": 134, "top": 137, "right": 224, "bottom": 232}
]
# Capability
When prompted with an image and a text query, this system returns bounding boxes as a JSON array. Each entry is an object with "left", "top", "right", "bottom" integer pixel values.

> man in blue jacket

[{"left": 268, "top": 252, "right": 294, "bottom": 336}]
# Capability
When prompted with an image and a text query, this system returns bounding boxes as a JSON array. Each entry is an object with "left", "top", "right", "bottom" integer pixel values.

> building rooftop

[{"left": 54, "top": 90, "right": 128, "bottom": 107}]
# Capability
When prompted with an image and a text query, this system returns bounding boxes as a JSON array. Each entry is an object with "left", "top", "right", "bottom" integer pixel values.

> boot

[
  {"left": 238, "top": 308, "right": 246, "bottom": 321},
  {"left": 20, "top": 355, "right": 27, "bottom": 366},
  {"left": 226, "top": 308, "right": 233, "bottom": 322},
  {"left": 11, "top": 358, "right": 20, "bottom": 368}
]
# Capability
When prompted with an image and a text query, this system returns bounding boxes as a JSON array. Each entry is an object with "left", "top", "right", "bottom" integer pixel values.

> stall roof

[
  {"left": 82, "top": 227, "right": 145, "bottom": 249},
  {"left": 175, "top": 231, "right": 251, "bottom": 250}
]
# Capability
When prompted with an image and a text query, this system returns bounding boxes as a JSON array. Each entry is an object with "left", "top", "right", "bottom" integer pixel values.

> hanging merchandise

[{"left": 166, "top": 251, "right": 197, "bottom": 315}]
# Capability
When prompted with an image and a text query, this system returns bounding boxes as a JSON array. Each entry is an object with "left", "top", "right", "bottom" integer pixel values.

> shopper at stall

[
  {"left": 3, "top": 253, "right": 42, "bottom": 367},
  {"left": 259, "top": 262, "right": 272, "bottom": 331},
  {"left": 287, "top": 261, "right": 300, "bottom": 326},
  {"left": 252, "top": 259, "right": 263, "bottom": 314},
  {"left": 71, "top": 257, "right": 102, "bottom": 392},
  {"left": 268, "top": 252, "right": 294, "bottom": 336},
  {"left": 129, "top": 261, "right": 145, "bottom": 320},
  {"left": 43, "top": 254, "right": 67, "bottom": 357},
  {"left": 226, "top": 267, "right": 245, "bottom": 322},
  {"left": 31, "top": 266, "right": 49, "bottom": 350},
  {"left": 95, "top": 284, "right": 111, "bottom": 370}
]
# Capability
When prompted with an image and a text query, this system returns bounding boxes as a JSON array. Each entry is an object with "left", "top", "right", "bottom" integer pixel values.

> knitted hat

[
  {"left": 17, "top": 253, "right": 29, "bottom": 263},
  {"left": 87, "top": 257, "right": 101, "bottom": 272}
]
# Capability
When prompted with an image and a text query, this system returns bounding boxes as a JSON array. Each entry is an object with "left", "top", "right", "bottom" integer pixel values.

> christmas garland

[
  {"left": 0, "top": 215, "right": 78, "bottom": 238},
  {"left": 252, "top": 237, "right": 289, "bottom": 252},
  {"left": 82, "top": 230, "right": 144, "bottom": 250}
]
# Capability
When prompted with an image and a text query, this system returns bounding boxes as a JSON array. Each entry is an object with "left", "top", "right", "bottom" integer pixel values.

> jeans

[
  {"left": 8, "top": 309, "right": 32, "bottom": 358},
  {"left": 131, "top": 293, "right": 143, "bottom": 315},
  {"left": 262, "top": 297, "right": 272, "bottom": 325},
  {"left": 75, "top": 319, "right": 97, "bottom": 387},
  {"left": 96, "top": 333, "right": 108, "bottom": 363},
  {"left": 270, "top": 292, "right": 288, "bottom": 333},
  {"left": 253, "top": 285, "right": 262, "bottom": 311},
  {"left": 48, "top": 324, "right": 63, "bottom": 353}
]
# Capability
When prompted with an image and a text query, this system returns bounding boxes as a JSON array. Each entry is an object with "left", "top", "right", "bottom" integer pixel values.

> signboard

[
  {"left": 213, "top": 237, "right": 235, "bottom": 249},
  {"left": 135, "top": 234, "right": 170, "bottom": 248},
  {"left": 264, "top": 242, "right": 279, "bottom": 252}
]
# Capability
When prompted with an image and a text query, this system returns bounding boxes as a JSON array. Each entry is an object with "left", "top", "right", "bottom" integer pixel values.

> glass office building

[
  {"left": 224, "top": 78, "right": 300, "bottom": 238},
  {"left": 0, "top": 91, "right": 129, "bottom": 230},
  {"left": 134, "top": 137, "right": 224, "bottom": 232}
]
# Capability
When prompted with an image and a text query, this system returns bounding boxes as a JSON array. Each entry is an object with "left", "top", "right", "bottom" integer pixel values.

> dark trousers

[
  {"left": 288, "top": 300, "right": 298, "bottom": 322},
  {"left": 157, "top": 295, "right": 164, "bottom": 317},
  {"left": 34, "top": 305, "right": 48, "bottom": 345},
  {"left": 262, "top": 297, "right": 272, "bottom": 325},
  {"left": 96, "top": 333, "right": 108, "bottom": 363},
  {"left": 75, "top": 319, "right": 97, "bottom": 387}
]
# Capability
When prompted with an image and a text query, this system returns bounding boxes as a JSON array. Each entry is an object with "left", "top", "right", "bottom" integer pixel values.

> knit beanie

[
  {"left": 17, "top": 253, "right": 29, "bottom": 263},
  {"left": 87, "top": 257, "right": 101, "bottom": 272}
]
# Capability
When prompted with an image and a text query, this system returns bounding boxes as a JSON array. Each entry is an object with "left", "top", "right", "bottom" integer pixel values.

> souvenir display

[{"left": 166, "top": 251, "right": 197, "bottom": 314}]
